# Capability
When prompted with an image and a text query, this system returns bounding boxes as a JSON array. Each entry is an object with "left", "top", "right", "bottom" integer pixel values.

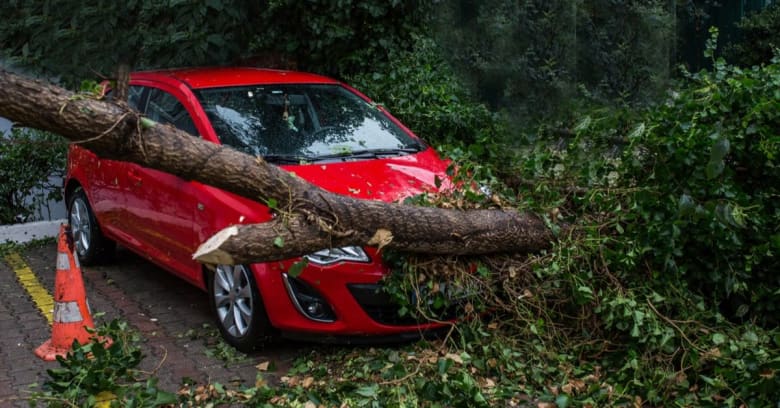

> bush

[
  {"left": 423, "top": 32, "right": 780, "bottom": 404},
  {"left": 347, "top": 36, "right": 501, "bottom": 148},
  {"left": 430, "top": 0, "right": 674, "bottom": 123},
  {"left": 517, "top": 32, "right": 779, "bottom": 326},
  {"left": 347, "top": 35, "right": 513, "bottom": 191},
  {"left": 726, "top": 2, "right": 780, "bottom": 67},
  {"left": 249, "top": 0, "right": 433, "bottom": 78},
  {"left": 0, "top": 128, "right": 67, "bottom": 224},
  {"left": 626, "top": 50, "right": 780, "bottom": 324}
]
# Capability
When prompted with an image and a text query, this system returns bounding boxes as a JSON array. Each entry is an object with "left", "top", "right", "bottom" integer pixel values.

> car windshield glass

[{"left": 196, "top": 84, "right": 423, "bottom": 161}]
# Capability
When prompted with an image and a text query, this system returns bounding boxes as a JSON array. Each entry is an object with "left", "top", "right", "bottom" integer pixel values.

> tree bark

[
  {"left": 0, "top": 70, "right": 555, "bottom": 264},
  {"left": 112, "top": 63, "right": 131, "bottom": 102}
]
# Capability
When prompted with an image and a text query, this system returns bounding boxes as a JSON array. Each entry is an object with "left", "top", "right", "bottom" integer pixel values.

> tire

[
  {"left": 67, "top": 188, "right": 115, "bottom": 265},
  {"left": 208, "top": 264, "right": 274, "bottom": 352}
]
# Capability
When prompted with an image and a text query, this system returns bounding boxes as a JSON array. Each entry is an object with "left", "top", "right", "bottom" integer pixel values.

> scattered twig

[{"left": 646, "top": 299, "right": 707, "bottom": 354}]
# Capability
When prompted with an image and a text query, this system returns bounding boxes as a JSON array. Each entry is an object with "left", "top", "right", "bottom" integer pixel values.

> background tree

[
  {"left": 725, "top": 1, "right": 780, "bottom": 66},
  {"left": 0, "top": 0, "right": 263, "bottom": 96},
  {"left": 0, "top": 0, "right": 432, "bottom": 94},
  {"left": 431, "top": 0, "right": 675, "bottom": 125}
]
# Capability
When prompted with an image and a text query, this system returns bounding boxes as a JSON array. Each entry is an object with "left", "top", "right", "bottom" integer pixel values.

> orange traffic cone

[{"left": 35, "top": 224, "right": 97, "bottom": 361}]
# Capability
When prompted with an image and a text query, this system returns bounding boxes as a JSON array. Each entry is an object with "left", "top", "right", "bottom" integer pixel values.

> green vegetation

[
  {"left": 726, "top": 2, "right": 780, "bottom": 67},
  {"left": 3, "top": 1, "right": 779, "bottom": 406},
  {"left": 0, "top": 128, "right": 66, "bottom": 224},
  {"left": 29, "top": 35, "right": 780, "bottom": 407},
  {"left": 31, "top": 321, "right": 177, "bottom": 407}
]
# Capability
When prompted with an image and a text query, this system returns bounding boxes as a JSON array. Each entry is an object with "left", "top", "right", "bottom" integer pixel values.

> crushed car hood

[{"left": 281, "top": 148, "right": 451, "bottom": 202}]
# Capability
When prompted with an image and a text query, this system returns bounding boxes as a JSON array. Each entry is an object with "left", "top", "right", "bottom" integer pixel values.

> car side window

[
  {"left": 145, "top": 88, "right": 198, "bottom": 136},
  {"left": 127, "top": 86, "right": 147, "bottom": 111}
]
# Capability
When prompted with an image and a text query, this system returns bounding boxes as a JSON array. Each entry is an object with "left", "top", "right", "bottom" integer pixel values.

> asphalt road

[{"left": 0, "top": 242, "right": 305, "bottom": 407}]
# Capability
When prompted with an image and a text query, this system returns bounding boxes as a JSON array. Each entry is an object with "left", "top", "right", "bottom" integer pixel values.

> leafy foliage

[
  {"left": 431, "top": 0, "right": 675, "bottom": 123},
  {"left": 0, "top": 0, "right": 431, "bottom": 86},
  {"left": 623, "top": 48, "right": 780, "bottom": 324},
  {"left": 5, "top": 2, "right": 778, "bottom": 406},
  {"left": 500, "top": 35, "right": 779, "bottom": 404},
  {"left": 348, "top": 36, "right": 503, "bottom": 149},
  {"left": 725, "top": 2, "right": 780, "bottom": 67},
  {"left": 249, "top": 0, "right": 433, "bottom": 78},
  {"left": 0, "top": 0, "right": 262, "bottom": 84},
  {"left": 31, "top": 320, "right": 177, "bottom": 407},
  {"left": 0, "top": 127, "right": 66, "bottom": 224}
]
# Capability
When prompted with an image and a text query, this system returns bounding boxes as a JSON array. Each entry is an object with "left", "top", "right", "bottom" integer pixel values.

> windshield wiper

[
  {"left": 313, "top": 146, "right": 424, "bottom": 161},
  {"left": 262, "top": 154, "right": 313, "bottom": 164}
]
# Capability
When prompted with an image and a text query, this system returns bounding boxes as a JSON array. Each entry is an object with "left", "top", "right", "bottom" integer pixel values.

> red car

[{"left": 64, "top": 67, "right": 451, "bottom": 351}]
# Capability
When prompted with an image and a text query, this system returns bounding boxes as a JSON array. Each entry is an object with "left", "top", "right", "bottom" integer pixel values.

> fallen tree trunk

[{"left": 0, "top": 70, "right": 555, "bottom": 264}]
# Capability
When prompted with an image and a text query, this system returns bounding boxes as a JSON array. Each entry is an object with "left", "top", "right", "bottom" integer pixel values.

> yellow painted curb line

[{"left": 4, "top": 252, "right": 54, "bottom": 325}]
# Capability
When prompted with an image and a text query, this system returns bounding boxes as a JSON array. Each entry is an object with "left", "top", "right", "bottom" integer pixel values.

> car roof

[{"left": 131, "top": 67, "right": 340, "bottom": 89}]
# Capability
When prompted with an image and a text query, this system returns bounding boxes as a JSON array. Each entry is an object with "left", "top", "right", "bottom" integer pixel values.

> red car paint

[{"left": 65, "top": 67, "right": 451, "bottom": 340}]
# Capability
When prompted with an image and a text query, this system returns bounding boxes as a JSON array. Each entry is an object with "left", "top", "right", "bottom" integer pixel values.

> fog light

[
  {"left": 306, "top": 302, "right": 325, "bottom": 317},
  {"left": 282, "top": 273, "right": 336, "bottom": 322}
]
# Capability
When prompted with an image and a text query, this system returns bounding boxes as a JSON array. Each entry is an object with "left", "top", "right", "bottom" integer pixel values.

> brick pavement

[{"left": 0, "top": 243, "right": 304, "bottom": 407}]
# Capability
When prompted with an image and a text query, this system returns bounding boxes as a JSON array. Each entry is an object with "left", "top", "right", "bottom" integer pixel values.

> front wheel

[
  {"left": 68, "top": 188, "right": 115, "bottom": 265},
  {"left": 208, "top": 264, "right": 274, "bottom": 352}
]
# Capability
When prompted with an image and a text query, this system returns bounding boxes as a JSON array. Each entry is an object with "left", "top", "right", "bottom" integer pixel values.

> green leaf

[
  {"left": 627, "top": 123, "right": 645, "bottom": 140},
  {"left": 153, "top": 391, "right": 178, "bottom": 405},
  {"left": 705, "top": 160, "right": 724, "bottom": 179},
  {"left": 710, "top": 138, "right": 730, "bottom": 161},
  {"left": 712, "top": 333, "right": 726, "bottom": 345},
  {"left": 573, "top": 116, "right": 592, "bottom": 133},
  {"left": 273, "top": 236, "right": 284, "bottom": 248},
  {"left": 556, "top": 394, "right": 571, "bottom": 408},
  {"left": 678, "top": 194, "right": 695, "bottom": 216},
  {"left": 287, "top": 259, "right": 308, "bottom": 278},
  {"left": 438, "top": 357, "right": 453, "bottom": 375},
  {"left": 577, "top": 285, "right": 593, "bottom": 295},
  {"left": 355, "top": 384, "right": 379, "bottom": 398},
  {"left": 139, "top": 117, "right": 157, "bottom": 129}
]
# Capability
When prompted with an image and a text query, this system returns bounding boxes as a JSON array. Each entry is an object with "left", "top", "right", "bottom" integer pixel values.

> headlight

[{"left": 304, "top": 246, "right": 370, "bottom": 265}]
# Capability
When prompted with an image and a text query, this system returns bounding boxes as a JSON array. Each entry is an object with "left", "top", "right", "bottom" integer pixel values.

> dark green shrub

[
  {"left": 0, "top": 128, "right": 67, "bottom": 224},
  {"left": 431, "top": 0, "right": 674, "bottom": 123},
  {"left": 627, "top": 53, "right": 780, "bottom": 324},
  {"left": 500, "top": 47, "right": 780, "bottom": 403},
  {"left": 726, "top": 2, "right": 780, "bottom": 67},
  {"left": 519, "top": 33, "right": 779, "bottom": 324},
  {"left": 249, "top": 0, "right": 433, "bottom": 78},
  {"left": 347, "top": 36, "right": 501, "bottom": 149}
]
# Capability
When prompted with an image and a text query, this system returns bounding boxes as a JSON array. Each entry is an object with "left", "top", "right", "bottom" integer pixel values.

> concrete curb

[{"left": 0, "top": 219, "right": 66, "bottom": 244}]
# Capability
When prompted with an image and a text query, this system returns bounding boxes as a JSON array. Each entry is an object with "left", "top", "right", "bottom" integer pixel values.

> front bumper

[{"left": 251, "top": 254, "right": 447, "bottom": 338}]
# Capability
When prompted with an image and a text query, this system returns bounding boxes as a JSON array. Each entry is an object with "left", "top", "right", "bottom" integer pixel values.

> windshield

[{"left": 196, "top": 84, "right": 424, "bottom": 162}]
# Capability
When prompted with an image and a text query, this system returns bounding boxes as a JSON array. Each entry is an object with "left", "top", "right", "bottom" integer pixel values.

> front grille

[
  {"left": 347, "top": 283, "right": 461, "bottom": 326},
  {"left": 347, "top": 284, "right": 419, "bottom": 326}
]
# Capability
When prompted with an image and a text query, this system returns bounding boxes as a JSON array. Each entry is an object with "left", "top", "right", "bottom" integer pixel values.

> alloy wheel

[
  {"left": 69, "top": 197, "right": 91, "bottom": 257},
  {"left": 212, "top": 264, "right": 254, "bottom": 337}
]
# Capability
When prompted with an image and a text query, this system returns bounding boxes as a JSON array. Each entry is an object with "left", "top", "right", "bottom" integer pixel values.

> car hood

[{"left": 280, "top": 148, "right": 451, "bottom": 202}]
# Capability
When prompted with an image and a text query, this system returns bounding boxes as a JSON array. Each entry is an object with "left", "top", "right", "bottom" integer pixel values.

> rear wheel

[
  {"left": 68, "top": 188, "right": 115, "bottom": 265},
  {"left": 208, "top": 264, "right": 274, "bottom": 352}
]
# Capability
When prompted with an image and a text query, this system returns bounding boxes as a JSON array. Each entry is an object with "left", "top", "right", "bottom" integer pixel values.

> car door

[
  {"left": 81, "top": 85, "right": 149, "bottom": 242},
  {"left": 122, "top": 84, "right": 203, "bottom": 284}
]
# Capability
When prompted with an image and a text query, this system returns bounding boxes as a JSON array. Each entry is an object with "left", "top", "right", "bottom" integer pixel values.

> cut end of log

[{"left": 193, "top": 225, "right": 239, "bottom": 265}]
